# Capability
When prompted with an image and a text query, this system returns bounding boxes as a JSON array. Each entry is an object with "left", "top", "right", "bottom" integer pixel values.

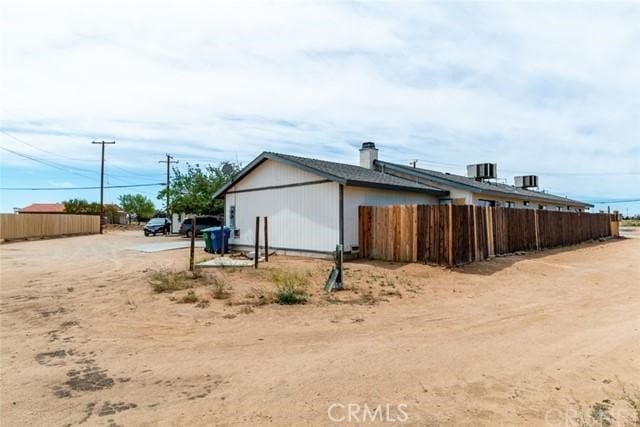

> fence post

[
  {"left": 254, "top": 216, "right": 260, "bottom": 269},
  {"left": 448, "top": 204, "right": 454, "bottom": 266},
  {"left": 264, "top": 216, "right": 269, "bottom": 262},
  {"left": 472, "top": 206, "right": 479, "bottom": 261},
  {"left": 534, "top": 209, "right": 540, "bottom": 251},
  {"left": 189, "top": 215, "right": 196, "bottom": 271}
]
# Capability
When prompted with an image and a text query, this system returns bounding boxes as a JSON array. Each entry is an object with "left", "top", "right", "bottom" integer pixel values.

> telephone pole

[
  {"left": 92, "top": 140, "right": 116, "bottom": 234},
  {"left": 410, "top": 159, "right": 418, "bottom": 168},
  {"left": 159, "top": 154, "right": 179, "bottom": 219}
]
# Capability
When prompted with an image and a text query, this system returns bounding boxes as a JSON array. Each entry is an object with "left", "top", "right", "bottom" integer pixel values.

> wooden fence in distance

[
  {"left": 358, "top": 205, "right": 615, "bottom": 266},
  {"left": 0, "top": 214, "right": 100, "bottom": 241}
]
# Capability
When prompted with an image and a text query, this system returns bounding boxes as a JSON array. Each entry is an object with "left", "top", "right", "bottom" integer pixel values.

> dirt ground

[{"left": 1, "top": 229, "right": 639, "bottom": 426}]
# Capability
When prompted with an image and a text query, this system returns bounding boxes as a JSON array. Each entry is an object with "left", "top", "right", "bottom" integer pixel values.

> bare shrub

[
  {"left": 271, "top": 270, "right": 309, "bottom": 305},
  {"left": 210, "top": 275, "right": 232, "bottom": 300},
  {"left": 177, "top": 290, "right": 198, "bottom": 304},
  {"left": 149, "top": 270, "right": 197, "bottom": 293}
]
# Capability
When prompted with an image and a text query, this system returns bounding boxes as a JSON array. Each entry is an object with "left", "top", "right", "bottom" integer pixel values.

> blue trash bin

[{"left": 211, "top": 226, "right": 231, "bottom": 254}]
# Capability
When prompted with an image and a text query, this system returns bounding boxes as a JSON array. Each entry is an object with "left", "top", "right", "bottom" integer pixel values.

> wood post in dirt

[
  {"left": 189, "top": 215, "right": 196, "bottom": 271},
  {"left": 534, "top": 209, "right": 540, "bottom": 251},
  {"left": 220, "top": 225, "right": 224, "bottom": 257},
  {"left": 254, "top": 216, "right": 260, "bottom": 269},
  {"left": 264, "top": 216, "right": 269, "bottom": 262},
  {"left": 447, "top": 204, "right": 453, "bottom": 266}
]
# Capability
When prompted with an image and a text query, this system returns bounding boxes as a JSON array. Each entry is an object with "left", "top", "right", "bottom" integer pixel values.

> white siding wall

[
  {"left": 444, "top": 188, "right": 474, "bottom": 204},
  {"left": 225, "top": 160, "right": 339, "bottom": 253},
  {"left": 343, "top": 186, "right": 439, "bottom": 251},
  {"left": 229, "top": 159, "right": 322, "bottom": 191}
]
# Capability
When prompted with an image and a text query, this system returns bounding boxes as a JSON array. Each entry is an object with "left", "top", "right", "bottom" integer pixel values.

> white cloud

[{"left": 1, "top": 0, "right": 639, "bottom": 206}]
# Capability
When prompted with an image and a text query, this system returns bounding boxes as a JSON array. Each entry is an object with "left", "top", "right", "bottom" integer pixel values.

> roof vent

[
  {"left": 514, "top": 175, "right": 539, "bottom": 189},
  {"left": 467, "top": 163, "right": 497, "bottom": 181}
]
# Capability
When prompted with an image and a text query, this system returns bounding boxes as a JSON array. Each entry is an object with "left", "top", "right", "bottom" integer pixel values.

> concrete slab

[
  {"left": 128, "top": 240, "right": 204, "bottom": 253},
  {"left": 197, "top": 258, "right": 254, "bottom": 267}
]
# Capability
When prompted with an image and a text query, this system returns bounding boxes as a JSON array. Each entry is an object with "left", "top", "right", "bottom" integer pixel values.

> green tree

[
  {"left": 118, "top": 194, "right": 156, "bottom": 224},
  {"left": 63, "top": 198, "right": 99, "bottom": 215},
  {"left": 157, "top": 162, "right": 240, "bottom": 215}
]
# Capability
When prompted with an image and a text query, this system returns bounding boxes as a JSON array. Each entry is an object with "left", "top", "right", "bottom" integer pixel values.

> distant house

[
  {"left": 214, "top": 142, "right": 593, "bottom": 256},
  {"left": 18, "top": 202, "right": 128, "bottom": 224},
  {"left": 104, "top": 204, "right": 128, "bottom": 225},
  {"left": 18, "top": 203, "right": 65, "bottom": 214}
]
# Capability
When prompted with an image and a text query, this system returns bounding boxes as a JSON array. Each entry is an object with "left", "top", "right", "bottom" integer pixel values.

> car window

[{"left": 147, "top": 218, "right": 165, "bottom": 225}]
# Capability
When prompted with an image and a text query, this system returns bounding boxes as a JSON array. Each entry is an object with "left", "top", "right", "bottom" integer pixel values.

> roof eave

[
  {"left": 345, "top": 179, "right": 449, "bottom": 196},
  {"left": 212, "top": 152, "right": 347, "bottom": 200}
]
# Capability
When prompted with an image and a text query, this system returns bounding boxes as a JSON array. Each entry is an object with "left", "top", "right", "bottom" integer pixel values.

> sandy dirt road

[{"left": 1, "top": 230, "right": 639, "bottom": 426}]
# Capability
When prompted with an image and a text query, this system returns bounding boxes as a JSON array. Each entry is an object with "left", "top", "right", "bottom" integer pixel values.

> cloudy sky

[{"left": 1, "top": 1, "right": 639, "bottom": 214}]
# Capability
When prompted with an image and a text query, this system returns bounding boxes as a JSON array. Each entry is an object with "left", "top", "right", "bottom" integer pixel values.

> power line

[
  {"left": 0, "top": 145, "right": 97, "bottom": 180},
  {"left": 0, "top": 130, "right": 91, "bottom": 162},
  {"left": 92, "top": 140, "right": 116, "bottom": 234},
  {"left": 159, "top": 154, "right": 179, "bottom": 216},
  {"left": 393, "top": 157, "right": 640, "bottom": 176},
  {"left": 590, "top": 198, "right": 640, "bottom": 204},
  {"left": 0, "top": 183, "right": 164, "bottom": 191},
  {"left": 105, "top": 160, "right": 164, "bottom": 179}
]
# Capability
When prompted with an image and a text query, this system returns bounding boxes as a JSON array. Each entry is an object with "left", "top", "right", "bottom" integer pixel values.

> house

[
  {"left": 214, "top": 142, "right": 592, "bottom": 256},
  {"left": 18, "top": 203, "right": 65, "bottom": 214},
  {"left": 104, "top": 204, "right": 128, "bottom": 225},
  {"left": 18, "top": 202, "right": 128, "bottom": 225}
]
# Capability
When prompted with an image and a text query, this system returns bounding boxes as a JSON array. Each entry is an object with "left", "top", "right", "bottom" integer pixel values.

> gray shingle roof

[
  {"left": 376, "top": 160, "right": 593, "bottom": 208},
  {"left": 213, "top": 152, "right": 448, "bottom": 199},
  {"left": 268, "top": 152, "right": 447, "bottom": 194}
]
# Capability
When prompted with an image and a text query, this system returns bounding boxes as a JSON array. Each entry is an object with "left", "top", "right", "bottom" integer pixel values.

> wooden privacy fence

[
  {"left": 0, "top": 214, "right": 100, "bottom": 241},
  {"left": 358, "top": 205, "right": 615, "bottom": 266}
]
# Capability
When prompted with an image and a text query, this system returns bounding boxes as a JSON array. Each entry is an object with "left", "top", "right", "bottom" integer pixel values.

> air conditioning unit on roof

[
  {"left": 514, "top": 175, "right": 539, "bottom": 189},
  {"left": 467, "top": 163, "right": 497, "bottom": 181}
]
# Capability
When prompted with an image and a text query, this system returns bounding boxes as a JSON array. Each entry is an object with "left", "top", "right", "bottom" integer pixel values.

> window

[
  {"left": 523, "top": 201, "right": 530, "bottom": 207},
  {"left": 477, "top": 199, "right": 496, "bottom": 207},
  {"left": 439, "top": 198, "right": 452, "bottom": 205},
  {"left": 505, "top": 201, "right": 515, "bottom": 208},
  {"left": 538, "top": 204, "right": 545, "bottom": 210}
]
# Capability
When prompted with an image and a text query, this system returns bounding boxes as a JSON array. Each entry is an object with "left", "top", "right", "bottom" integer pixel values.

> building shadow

[
  {"left": 452, "top": 238, "right": 626, "bottom": 276},
  {"left": 348, "top": 238, "right": 626, "bottom": 276}
]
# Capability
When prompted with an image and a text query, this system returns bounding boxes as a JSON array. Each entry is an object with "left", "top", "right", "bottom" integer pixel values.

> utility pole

[
  {"left": 92, "top": 140, "right": 116, "bottom": 234},
  {"left": 159, "top": 154, "right": 179, "bottom": 220},
  {"left": 410, "top": 159, "right": 418, "bottom": 168}
]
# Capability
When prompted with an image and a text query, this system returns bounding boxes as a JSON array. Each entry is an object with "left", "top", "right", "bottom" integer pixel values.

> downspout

[{"left": 339, "top": 184, "right": 344, "bottom": 247}]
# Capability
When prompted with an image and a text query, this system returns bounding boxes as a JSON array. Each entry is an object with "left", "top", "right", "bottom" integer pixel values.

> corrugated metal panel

[
  {"left": 226, "top": 180, "right": 339, "bottom": 253},
  {"left": 229, "top": 159, "right": 322, "bottom": 191},
  {"left": 343, "top": 186, "right": 439, "bottom": 251}
]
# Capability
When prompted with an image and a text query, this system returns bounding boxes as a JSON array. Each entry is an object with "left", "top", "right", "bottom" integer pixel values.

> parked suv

[
  {"left": 143, "top": 217, "right": 171, "bottom": 236},
  {"left": 178, "top": 216, "right": 222, "bottom": 237}
]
